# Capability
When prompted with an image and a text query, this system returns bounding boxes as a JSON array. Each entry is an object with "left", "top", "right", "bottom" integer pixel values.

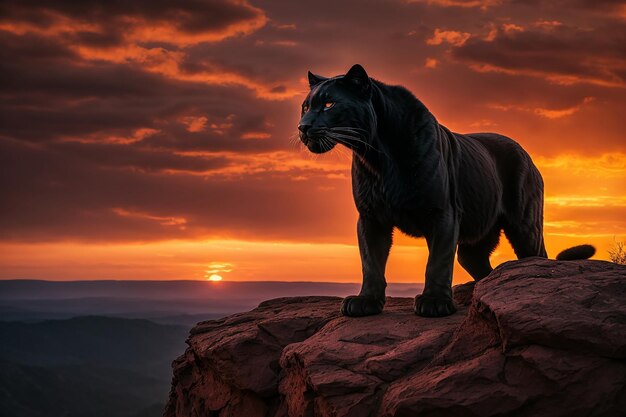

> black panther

[{"left": 298, "top": 64, "right": 595, "bottom": 318}]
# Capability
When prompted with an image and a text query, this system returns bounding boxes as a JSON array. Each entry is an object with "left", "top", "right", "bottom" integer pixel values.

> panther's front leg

[
  {"left": 341, "top": 216, "right": 393, "bottom": 317},
  {"left": 415, "top": 211, "right": 459, "bottom": 317}
]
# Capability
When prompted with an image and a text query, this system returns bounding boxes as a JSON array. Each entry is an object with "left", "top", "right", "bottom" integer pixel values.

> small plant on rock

[{"left": 608, "top": 240, "right": 626, "bottom": 265}]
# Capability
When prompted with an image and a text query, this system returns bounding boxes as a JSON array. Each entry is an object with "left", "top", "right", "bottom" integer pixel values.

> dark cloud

[
  {"left": 0, "top": 31, "right": 75, "bottom": 61},
  {"left": 452, "top": 22, "right": 626, "bottom": 87},
  {"left": 65, "top": 30, "right": 125, "bottom": 48},
  {"left": 0, "top": 0, "right": 266, "bottom": 39},
  {"left": 511, "top": 0, "right": 626, "bottom": 15},
  {"left": 47, "top": 141, "right": 233, "bottom": 173}
]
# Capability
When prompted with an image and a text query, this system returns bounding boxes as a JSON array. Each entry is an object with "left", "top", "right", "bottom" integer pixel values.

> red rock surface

[{"left": 165, "top": 258, "right": 626, "bottom": 417}]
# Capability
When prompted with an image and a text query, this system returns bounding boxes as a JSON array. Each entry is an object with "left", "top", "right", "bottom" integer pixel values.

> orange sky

[{"left": 1, "top": 0, "right": 625, "bottom": 284}]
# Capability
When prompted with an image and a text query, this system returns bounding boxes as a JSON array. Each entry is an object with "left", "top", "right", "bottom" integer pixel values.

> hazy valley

[{"left": 0, "top": 280, "right": 423, "bottom": 417}]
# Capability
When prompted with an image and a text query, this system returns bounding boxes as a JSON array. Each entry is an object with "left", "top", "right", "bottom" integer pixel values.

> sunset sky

[{"left": 1, "top": 0, "right": 625, "bottom": 283}]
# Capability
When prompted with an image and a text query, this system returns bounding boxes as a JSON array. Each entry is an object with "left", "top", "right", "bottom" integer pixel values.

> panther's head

[{"left": 298, "top": 64, "right": 376, "bottom": 154}]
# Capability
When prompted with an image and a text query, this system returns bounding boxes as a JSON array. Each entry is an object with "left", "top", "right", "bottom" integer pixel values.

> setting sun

[{"left": 207, "top": 274, "right": 223, "bottom": 282}]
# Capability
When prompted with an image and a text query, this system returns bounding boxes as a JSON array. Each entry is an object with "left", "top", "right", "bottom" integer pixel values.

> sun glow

[{"left": 207, "top": 274, "right": 223, "bottom": 282}]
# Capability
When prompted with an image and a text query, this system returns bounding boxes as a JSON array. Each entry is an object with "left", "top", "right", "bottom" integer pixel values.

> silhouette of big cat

[{"left": 298, "top": 64, "right": 595, "bottom": 318}]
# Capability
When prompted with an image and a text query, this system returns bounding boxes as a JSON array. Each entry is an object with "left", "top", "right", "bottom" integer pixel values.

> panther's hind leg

[
  {"left": 502, "top": 156, "right": 548, "bottom": 259},
  {"left": 457, "top": 228, "right": 501, "bottom": 281},
  {"left": 502, "top": 190, "right": 548, "bottom": 260},
  {"left": 503, "top": 220, "right": 547, "bottom": 259}
]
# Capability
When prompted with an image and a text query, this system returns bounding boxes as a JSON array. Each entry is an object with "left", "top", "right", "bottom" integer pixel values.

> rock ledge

[{"left": 165, "top": 258, "right": 626, "bottom": 417}]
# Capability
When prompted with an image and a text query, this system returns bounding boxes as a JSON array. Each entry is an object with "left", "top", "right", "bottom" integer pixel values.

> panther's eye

[
  {"left": 324, "top": 102, "right": 335, "bottom": 110},
  {"left": 302, "top": 103, "right": 309, "bottom": 113}
]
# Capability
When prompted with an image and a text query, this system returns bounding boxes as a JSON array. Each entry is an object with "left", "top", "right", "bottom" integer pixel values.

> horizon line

[{"left": 0, "top": 278, "right": 425, "bottom": 285}]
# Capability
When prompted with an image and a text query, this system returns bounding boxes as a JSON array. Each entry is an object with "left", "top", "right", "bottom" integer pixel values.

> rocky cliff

[{"left": 165, "top": 258, "right": 626, "bottom": 417}]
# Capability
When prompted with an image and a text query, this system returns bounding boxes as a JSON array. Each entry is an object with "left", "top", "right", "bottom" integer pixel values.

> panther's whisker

[
  {"left": 331, "top": 128, "right": 371, "bottom": 140},
  {"left": 327, "top": 135, "right": 372, "bottom": 156},
  {"left": 326, "top": 131, "right": 365, "bottom": 141},
  {"left": 327, "top": 134, "right": 367, "bottom": 149},
  {"left": 289, "top": 133, "right": 303, "bottom": 152},
  {"left": 327, "top": 132, "right": 387, "bottom": 155},
  {"left": 323, "top": 136, "right": 335, "bottom": 153},
  {"left": 331, "top": 127, "right": 369, "bottom": 133},
  {"left": 326, "top": 132, "right": 359, "bottom": 141},
  {"left": 320, "top": 137, "right": 329, "bottom": 152},
  {"left": 334, "top": 140, "right": 352, "bottom": 161},
  {"left": 326, "top": 130, "right": 369, "bottom": 143}
]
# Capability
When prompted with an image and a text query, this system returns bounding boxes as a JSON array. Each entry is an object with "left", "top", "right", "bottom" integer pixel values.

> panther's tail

[{"left": 555, "top": 244, "right": 596, "bottom": 261}]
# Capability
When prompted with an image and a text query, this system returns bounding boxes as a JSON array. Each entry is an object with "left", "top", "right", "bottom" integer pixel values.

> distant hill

[
  {"left": 0, "top": 280, "right": 423, "bottom": 325},
  {"left": 0, "top": 316, "right": 188, "bottom": 379},
  {"left": 0, "top": 316, "right": 188, "bottom": 417},
  {"left": 0, "top": 361, "right": 165, "bottom": 417}
]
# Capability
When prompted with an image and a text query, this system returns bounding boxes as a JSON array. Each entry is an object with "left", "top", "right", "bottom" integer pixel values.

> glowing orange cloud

[
  {"left": 407, "top": 0, "right": 501, "bottom": 9},
  {"left": 489, "top": 97, "right": 595, "bottom": 119},
  {"left": 241, "top": 132, "right": 272, "bottom": 140},
  {"left": 426, "top": 29, "right": 471, "bottom": 46},
  {"left": 424, "top": 58, "right": 439, "bottom": 68},
  {"left": 0, "top": 1, "right": 268, "bottom": 45},
  {"left": 60, "top": 128, "right": 160, "bottom": 145},
  {"left": 178, "top": 116, "right": 209, "bottom": 133},
  {"left": 70, "top": 44, "right": 303, "bottom": 100},
  {"left": 112, "top": 208, "right": 188, "bottom": 228},
  {"left": 467, "top": 63, "right": 626, "bottom": 88}
]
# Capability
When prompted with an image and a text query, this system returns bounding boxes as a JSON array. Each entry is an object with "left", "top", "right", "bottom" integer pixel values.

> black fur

[
  {"left": 298, "top": 64, "right": 594, "bottom": 318},
  {"left": 556, "top": 245, "right": 596, "bottom": 261}
]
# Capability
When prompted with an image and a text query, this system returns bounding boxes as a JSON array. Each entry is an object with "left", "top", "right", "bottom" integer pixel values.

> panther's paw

[
  {"left": 340, "top": 295, "right": 385, "bottom": 317},
  {"left": 414, "top": 294, "right": 457, "bottom": 317}
]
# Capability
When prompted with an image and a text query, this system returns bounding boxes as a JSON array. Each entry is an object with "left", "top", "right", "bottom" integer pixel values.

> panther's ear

[
  {"left": 343, "top": 64, "right": 370, "bottom": 93},
  {"left": 308, "top": 71, "right": 327, "bottom": 88}
]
